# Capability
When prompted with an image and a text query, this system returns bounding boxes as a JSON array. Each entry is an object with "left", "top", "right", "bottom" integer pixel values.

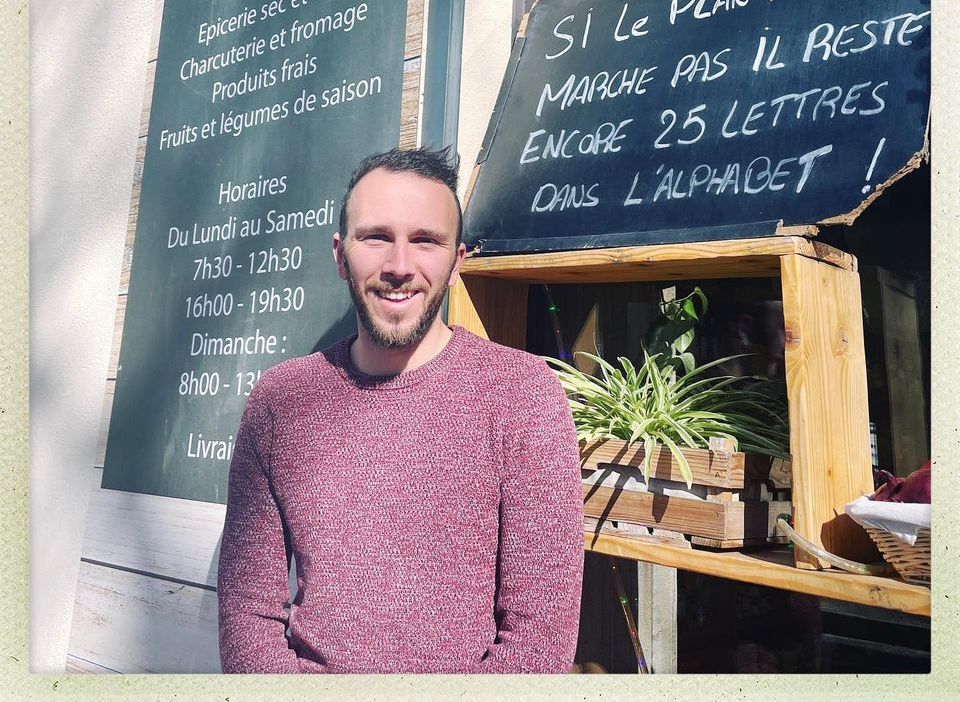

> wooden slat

[
  {"left": 460, "top": 236, "right": 856, "bottom": 283},
  {"left": 448, "top": 276, "right": 528, "bottom": 348},
  {"left": 637, "top": 563, "right": 678, "bottom": 673},
  {"left": 705, "top": 487, "right": 737, "bottom": 503},
  {"left": 399, "top": 57, "right": 421, "bottom": 149},
  {"left": 68, "top": 561, "right": 220, "bottom": 673},
  {"left": 781, "top": 254, "right": 878, "bottom": 569},
  {"left": 95, "top": 380, "right": 115, "bottom": 467},
  {"left": 404, "top": 0, "right": 424, "bottom": 59},
  {"left": 585, "top": 533, "right": 931, "bottom": 616},
  {"left": 584, "top": 518, "right": 692, "bottom": 549},
  {"left": 148, "top": 0, "right": 164, "bottom": 61},
  {"left": 775, "top": 224, "right": 819, "bottom": 238},
  {"left": 65, "top": 654, "right": 121, "bottom": 674},
  {"left": 690, "top": 536, "right": 788, "bottom": 549},
  {"left": 580, "top": 437, "right": 747, "bottom": 489},
  {"left": 811, "top": 240, "right": 859, "bottom": 273},
  {"left": 462, "top": 162, "right": 482, "bottom": 207},
  {"left": 690, "top": 500, "right": 792, "bottom": 548},
  {"left": 764, "top": 456, "right": 792, "bottom": 489},
  {"left": 138, "top": 59, "right": 157, "bottom": 140},
  {"left": 120, "top": 137, "right": 146, "bottom": 295},
  {"left": 398, "top": 0, "right": 424, "bottom": 148},
  {"left": 83, "top": 471, "right": 225, "bottom": 588},
  {"left": 107, "top": 295, "right": 126, "bottom": 379},
  {"left": 585, "top": 516, "right": 787, "bottom": 550},
  {"left": 517, "top": 5, "right": 532, "bottom": 38},
  {"left": 584, "top": 485, "right": 722, "bottom": 540}
]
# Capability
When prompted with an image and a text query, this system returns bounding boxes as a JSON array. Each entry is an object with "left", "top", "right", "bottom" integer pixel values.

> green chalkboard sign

[
  {"left": 464, "top": 0, "right": 930, "bottom": 252},
  {"left": 102, "top": 0, "right": 407, "bottom": 503}
]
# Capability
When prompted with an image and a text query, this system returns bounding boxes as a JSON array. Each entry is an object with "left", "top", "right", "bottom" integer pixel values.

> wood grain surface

[
  {"left": 586, "top": 533, "right": 930, "bottom": 616},
  {"left": 781, "top": 254, "right": 878, "bottom": 569}
]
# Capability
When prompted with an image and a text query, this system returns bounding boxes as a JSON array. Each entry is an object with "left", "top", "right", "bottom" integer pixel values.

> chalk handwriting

[
  {"left": 536, "top": 67, "right": 657, "bottom": 118},
  {"left": 802, "top": 11, "right": 930, "bottom": 63}
]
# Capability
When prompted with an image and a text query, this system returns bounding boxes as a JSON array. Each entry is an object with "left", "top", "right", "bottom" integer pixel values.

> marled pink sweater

[{"left": 217, "top": 326, "right": 584, "bottom": 673}]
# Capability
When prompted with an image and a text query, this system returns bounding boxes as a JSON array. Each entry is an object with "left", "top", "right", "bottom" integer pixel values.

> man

[{"left": 217, "top": 147, "right": 584, "bottom": 674}]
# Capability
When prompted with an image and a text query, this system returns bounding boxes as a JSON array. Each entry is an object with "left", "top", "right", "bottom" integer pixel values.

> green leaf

[
  {"left": 642, "top": 435, "right": 657, "bottom": 483},
  {"left": 660, "top": 434, "right": 694, "bottom": 488}
]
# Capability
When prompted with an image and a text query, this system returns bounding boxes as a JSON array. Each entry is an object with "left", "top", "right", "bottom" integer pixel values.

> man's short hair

[{"left": 338, "top": 146, "right": 463, "bottom": 245}]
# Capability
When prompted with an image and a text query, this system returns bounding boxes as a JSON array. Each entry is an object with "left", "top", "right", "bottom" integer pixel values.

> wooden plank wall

[
  {"left": 860, "top": 266, "right": 928, "bottom": 475},
  {"left": 68, "top": 0, "right": 426, "bottom": 673}
]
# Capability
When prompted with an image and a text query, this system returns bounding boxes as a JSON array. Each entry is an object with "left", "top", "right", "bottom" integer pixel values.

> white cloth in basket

[{"left": 844, "top": 496, "right": 931, "bottom": 546}]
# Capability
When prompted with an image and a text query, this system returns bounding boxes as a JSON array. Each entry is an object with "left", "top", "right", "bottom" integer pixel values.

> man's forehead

[
  {"left": 347, "top": 167, "right": 458, "bottom": 224},
  {"left": 351, "top": 166, "right": 451, "bottom": 197}
]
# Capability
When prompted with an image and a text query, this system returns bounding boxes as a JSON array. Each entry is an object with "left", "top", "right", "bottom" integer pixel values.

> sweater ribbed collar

[{"left": 332, "top": 325, "right": 467, "bottom": 390}]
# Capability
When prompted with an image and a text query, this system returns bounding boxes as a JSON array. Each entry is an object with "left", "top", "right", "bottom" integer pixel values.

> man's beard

[{"left": 343, "top": 257, "right": 450, "bottom": 350}]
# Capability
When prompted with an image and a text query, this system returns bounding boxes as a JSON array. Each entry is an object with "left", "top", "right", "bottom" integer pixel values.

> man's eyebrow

[
  {"left": 410, "top": 228, "right": 449, "bottom": 240},
  {"left": 353, "top": 225, "right": 393, "bottom": 237}
]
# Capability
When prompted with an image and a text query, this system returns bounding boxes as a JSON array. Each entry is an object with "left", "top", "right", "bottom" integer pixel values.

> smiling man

[{"left": 217, "top": 147, "right": 584, "bottom": 674}]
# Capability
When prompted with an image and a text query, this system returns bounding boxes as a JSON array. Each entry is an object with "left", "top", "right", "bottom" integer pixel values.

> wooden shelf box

[{"left": 448, "top": 236, "right": 879, "bottom": 569}]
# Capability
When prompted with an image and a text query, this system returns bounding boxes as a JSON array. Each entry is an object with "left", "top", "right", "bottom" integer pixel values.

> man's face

[{"left": 333, "top": 167, "right": 465, "bottom": 349}]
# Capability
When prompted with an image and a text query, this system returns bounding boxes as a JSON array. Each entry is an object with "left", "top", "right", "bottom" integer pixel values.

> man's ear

[
  {"left": 447, "top": 242, "right": 467, "bottom": 288},
  {"left": 332, "top": 231, "right": 348, "bottom": 280}
]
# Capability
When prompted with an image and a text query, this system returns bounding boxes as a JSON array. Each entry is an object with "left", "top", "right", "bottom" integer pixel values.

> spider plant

[
  {"left": 545, "top": 351, "right": 790, "bottom": 488},
  {"left": 643, "top": 286, "right": 708, "bottom": 375}
]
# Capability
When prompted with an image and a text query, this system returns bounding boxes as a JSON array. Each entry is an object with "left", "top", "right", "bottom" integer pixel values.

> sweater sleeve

[
  {"left": 217, "top": 380, "right": 300, "bottom": 673},
  {"left": 475, "top": 359, "right": 584, "bottom": 673}
]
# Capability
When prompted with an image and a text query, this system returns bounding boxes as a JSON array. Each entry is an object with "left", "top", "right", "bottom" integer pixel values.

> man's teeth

[{"left": 379, "top": 291, "right": 416, "bottom": 301}]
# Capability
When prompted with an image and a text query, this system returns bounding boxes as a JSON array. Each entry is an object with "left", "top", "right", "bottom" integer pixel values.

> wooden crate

[
  {"left": 581, "top": 438, "right": 792, "bottom": 549},
  {"left": 581, "top": 437, "right": 791, "bottom": 491}
]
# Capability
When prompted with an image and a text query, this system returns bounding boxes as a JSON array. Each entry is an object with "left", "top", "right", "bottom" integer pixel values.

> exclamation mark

[{"left": 862, "top": 138, "right": 886, "bottom": 194}]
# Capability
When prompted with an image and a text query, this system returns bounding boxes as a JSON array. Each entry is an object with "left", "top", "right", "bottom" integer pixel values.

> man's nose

[{"left": 382, "top": 240, "right": 414, "bottom": 279}]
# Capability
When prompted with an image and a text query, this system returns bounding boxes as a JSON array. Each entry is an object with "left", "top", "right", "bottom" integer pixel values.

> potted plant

[{"left": 545, "top": 288, "right": 792, "bottom": 546}]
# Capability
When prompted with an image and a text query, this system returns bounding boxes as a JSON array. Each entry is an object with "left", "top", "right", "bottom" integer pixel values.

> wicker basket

[{"left": 864, "top": 526, "right": 930, "bottom": 585}]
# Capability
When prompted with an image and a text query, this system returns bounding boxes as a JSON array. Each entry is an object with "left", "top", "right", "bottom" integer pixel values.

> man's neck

[{"left": 349, "top": 320, "right": 453, "bottom": 376}]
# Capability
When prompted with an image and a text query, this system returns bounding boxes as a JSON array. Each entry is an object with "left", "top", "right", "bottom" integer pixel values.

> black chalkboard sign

[
  {"left": 102, "top": 0, "right": 407, "bottom": 503},
  {"left": 463, "top": 0, "right": 930, "bottom": 253}
]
